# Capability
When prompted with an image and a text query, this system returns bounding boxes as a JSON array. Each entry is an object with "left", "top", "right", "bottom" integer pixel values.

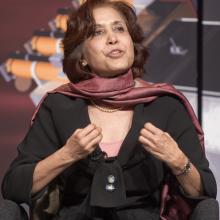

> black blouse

[{"left": 1, "top": 93, "right": 217, "bottom": 218}]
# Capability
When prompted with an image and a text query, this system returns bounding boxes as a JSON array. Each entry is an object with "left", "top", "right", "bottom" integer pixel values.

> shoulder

[
  {"left": 40, "top": 92, "right": 80, "bottom": 110},
  {"left": 44, "top": 92, "right": 76, "bottom": 104},
  {"left": 154, "top": 95, "right": 196, "bottom": 133},
  {"left": 147, "top": 95, "right": 188, "bottom": 114},
  {"left": 34, "top": 93, "right": 84, "bottom": 119},
  {"left": 137, "top": 79, "right": 189, "bottom": 113}
]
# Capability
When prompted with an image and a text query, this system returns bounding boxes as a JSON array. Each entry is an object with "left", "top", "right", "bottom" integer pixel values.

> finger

[
  {"left": 164, "top": 132, "right": 171, "bottom": 138},
  {"left": 144, "top": 122, "right": 163, "bottom": 135},
  {"left": 81, "top": 128, "right": 102, "bottom": 146},
  {"left": 139, "top": 135, "right": 159, "bottom": 153},
  {"left": 140, "top": 128, "right": 155, "bottom": 143},
  {"left": 85, "top": 134, "right": 103, "bottom": 151},
  {"left": 76, "top": 124, "right": 97, "bottom": 138},
  {"left": 74, "top": 128, "right": 82, "bottom": 134}
]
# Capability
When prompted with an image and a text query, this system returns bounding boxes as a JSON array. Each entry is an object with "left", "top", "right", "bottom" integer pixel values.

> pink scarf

[
  {"left": 33, "top": 69, "right": 204, "bottom": 219},
  {"left": 50, "top": 69, "right": 204, "bottom": 149}
]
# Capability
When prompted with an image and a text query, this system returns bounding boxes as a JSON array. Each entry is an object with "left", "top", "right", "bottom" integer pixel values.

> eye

[
  {"left": 94, "top": 29, "right": 104, "bottom": 36},
  {"left": 114, "top": 26, "right": 125, "bottom": 32}
]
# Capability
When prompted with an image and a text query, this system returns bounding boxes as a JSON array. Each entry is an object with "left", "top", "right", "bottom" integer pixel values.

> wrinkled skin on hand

[
  {"left": 63, "top": 124, "right": 103, "bottom": 161},
  {"left": 139, "top": 122, "right": 186, "bottom": 170}
]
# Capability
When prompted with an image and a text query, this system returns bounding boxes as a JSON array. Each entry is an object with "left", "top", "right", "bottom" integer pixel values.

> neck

[
  {"left": 90, "top": 100, "right": 124, "bottom": 113},
  {"left": 91, "top": 70, "right": 129, "bottom": 79},
  {"left": 67, "top": 68, "right": 135, "bottom": 100}
]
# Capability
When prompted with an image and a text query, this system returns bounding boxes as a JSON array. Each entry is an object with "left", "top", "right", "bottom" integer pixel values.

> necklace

[{"left": 90, "top": 100, "right": 124, "bottom": 113}]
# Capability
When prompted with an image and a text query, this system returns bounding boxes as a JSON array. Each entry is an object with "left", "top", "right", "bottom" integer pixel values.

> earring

[{"left": 81, "top": 59, "right": 87, "bottom": 67}]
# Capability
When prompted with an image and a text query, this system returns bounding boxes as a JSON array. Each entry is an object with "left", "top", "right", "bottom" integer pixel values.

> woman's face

[{"left": 82, "top": 6, "right": 134, "bottom": 77}]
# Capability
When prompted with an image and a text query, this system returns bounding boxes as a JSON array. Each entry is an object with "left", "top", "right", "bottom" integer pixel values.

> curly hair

[{"left": 62, "top": 0, "right": 148, "bottom": 83}]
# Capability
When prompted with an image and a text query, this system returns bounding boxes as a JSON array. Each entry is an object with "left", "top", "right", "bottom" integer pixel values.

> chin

[
  {"left": 106, "top": 68, "right": 130, "bottom": 78},
  {"left": 94, "top": 63, "right": 132, "bottom": 78},
  {"left": 109, "top": 63, "right": 131, "bottom": 74}
]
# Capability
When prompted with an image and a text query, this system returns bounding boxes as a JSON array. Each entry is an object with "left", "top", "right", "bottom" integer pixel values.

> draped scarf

[{"left": 33, "top": 69, "right": 204, "bottom": 219}]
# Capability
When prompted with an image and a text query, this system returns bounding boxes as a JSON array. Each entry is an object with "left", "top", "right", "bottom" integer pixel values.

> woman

[{"left": 1, "top": 0, "right": 217, "bottom": 219}]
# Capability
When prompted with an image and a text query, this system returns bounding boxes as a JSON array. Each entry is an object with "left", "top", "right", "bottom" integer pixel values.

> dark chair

[
  {"left": 0, "top": 193, "right": 219, "bottom": 220},
  {"left": 0, "top": 200, "right": 29, "bottom": 220},
  {"left": 189, "top": 198, "right": 219, "bottom": 220}
]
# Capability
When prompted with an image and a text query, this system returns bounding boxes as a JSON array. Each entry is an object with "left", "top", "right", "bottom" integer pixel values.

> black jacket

[{"left": 2, "top": 93, "right": 217, "bottom": 219}]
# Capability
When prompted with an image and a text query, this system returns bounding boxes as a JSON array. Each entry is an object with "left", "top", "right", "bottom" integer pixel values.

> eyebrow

[{"left": 95, "top": 20, "right": 125, "bottom": 28}]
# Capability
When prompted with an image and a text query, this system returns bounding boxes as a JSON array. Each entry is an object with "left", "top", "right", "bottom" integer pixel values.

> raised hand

[
  {"left": 63, "top": 123, "right": 103, "bottom": 161},
  {"left": 138, "top": 122, "right": 186, "bottom": 169}
]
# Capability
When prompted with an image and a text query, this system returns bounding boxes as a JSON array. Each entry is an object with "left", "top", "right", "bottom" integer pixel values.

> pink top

[{"left": 99, "top": 140, "right": 123, "bottom": 157}]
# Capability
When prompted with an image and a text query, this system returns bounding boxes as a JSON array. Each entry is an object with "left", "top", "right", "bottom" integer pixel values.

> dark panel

[{"left": 144, "top": 21, "right": 220, "bottom": 92}]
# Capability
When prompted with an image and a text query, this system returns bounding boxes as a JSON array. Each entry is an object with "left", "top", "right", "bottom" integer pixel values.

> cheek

[
  {"left": 84, "top": 48, "right": 96, "bottom": 61},
  {"left": 127, "top": 40, "right": 135, "bottom": 63},
  {"left": 83, "top": 41, "right": 102, "bottom": 62},
  {"left": 87, "top": 50, "right": 104, "bottom": 68}
]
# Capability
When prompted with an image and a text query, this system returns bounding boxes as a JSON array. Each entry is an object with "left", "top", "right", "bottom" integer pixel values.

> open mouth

[{"left": 107, "top": 49, "right": 124, "bottom": 58}]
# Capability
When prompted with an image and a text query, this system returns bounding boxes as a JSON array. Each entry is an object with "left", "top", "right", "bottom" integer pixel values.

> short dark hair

[{"left": 62, "top": 0, "right": 148, "bottom": 83}]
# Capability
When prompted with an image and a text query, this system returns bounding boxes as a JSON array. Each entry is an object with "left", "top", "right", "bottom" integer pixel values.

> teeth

[
  {"left": 107, "top": 49, "right": 123, "bottom": 57},
  {"left": 112, "top": 50, "right": 120, "bottom": 54}
]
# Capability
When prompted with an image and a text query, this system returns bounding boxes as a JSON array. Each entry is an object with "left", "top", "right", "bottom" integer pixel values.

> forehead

[{"left": 92, "top": 6, "right": 126, "bottom": 25}]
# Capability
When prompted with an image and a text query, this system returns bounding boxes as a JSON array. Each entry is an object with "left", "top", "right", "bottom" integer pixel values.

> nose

[{"left": 107, "top": 32, "right": 118, "bottom": 45}]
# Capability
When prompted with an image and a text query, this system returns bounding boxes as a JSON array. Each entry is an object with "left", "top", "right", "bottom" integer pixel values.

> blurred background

[{"left": 0, "top": 0, "right": 220, "bottom": 203}]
